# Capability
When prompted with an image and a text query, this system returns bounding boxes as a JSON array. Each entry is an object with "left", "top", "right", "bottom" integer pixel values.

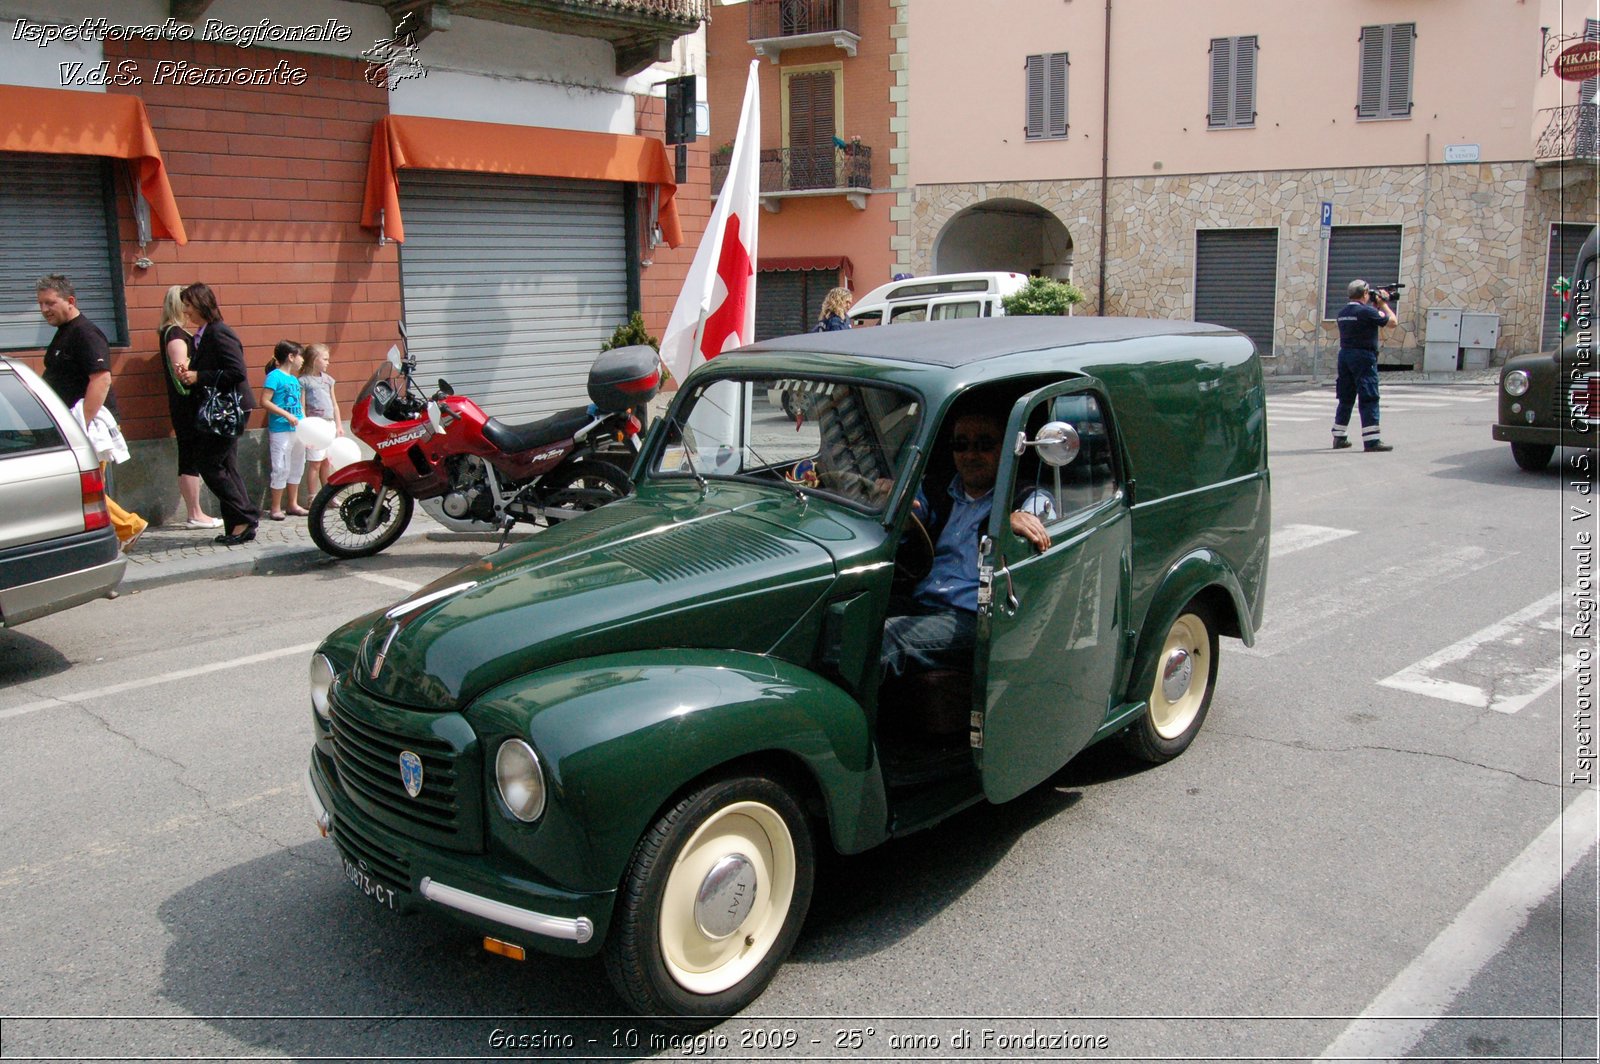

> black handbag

[{"left": 194, "top": 383, "right": 246, "bottom": 438}]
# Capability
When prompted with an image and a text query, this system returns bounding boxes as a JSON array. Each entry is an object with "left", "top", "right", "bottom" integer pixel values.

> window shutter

[
  {"left": 1234, "top": 36, "right": 1257, "bottom": 126},
  {"left": 1358, "top": 26, "right": 1384, "bottom": 118},
  {"left": 1208, "top": 37, "right": 1232, "bottom": 127},
  {"left": 1385, "top": 24, "right": 1414, "bottom": 117},
  {"left": 1047, "top": 52, "right": 1069, "bottom": 137},
  {"left": 1026, "top": 54, "right": 1046, "bottom": 138}
]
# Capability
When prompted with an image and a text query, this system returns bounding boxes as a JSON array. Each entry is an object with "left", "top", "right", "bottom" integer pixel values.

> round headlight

[
  {"left": 496, "top": 739, "right": 546, "bottom": 822},
  {"left": 1504, "top": 370, "right": 1530, "bottom": 397},
  {"left": 309, "top": 654, "right": 336, "bottom": 721}
]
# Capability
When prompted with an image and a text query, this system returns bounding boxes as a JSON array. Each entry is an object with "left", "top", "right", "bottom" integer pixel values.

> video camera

[{"left": 1373, "top": 281, "right": 1406, "bottom": 306}]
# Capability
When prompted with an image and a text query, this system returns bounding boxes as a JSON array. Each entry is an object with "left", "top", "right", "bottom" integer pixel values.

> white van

[{"left": 849, "top": 271, "right": 1029, "bottom": 326}]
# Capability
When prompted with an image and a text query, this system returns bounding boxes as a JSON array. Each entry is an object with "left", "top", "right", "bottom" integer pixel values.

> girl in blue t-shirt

[{"left": 261, "top": 339, "right": 306, "bottom": 519}]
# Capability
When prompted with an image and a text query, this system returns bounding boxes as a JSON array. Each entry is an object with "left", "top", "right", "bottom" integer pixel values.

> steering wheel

[{"left": 893, "top": 509, "right": 935, "bottom": 589}]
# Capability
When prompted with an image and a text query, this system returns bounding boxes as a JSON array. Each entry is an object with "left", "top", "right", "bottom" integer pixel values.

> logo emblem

[{"left": 398, "top": 751, "right": 424, "bottom": 798}]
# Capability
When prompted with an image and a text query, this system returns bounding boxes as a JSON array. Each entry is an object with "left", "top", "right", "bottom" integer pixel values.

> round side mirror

[{"left": 1031, "top": 421, "right": 1081, "bottom": 467}]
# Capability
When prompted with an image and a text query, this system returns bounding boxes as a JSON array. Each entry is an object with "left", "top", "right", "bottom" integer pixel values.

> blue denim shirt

[{"left": 914, "top": 476, "right": 1054, "bottom": 612}]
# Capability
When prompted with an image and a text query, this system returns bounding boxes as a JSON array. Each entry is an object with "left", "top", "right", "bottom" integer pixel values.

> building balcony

[
  {"left": 331, "top": 0, "right": 708, "bottom": 75},
  {"left": 1534, "top": 104, "right": 1599, "bottom": 187},
  {"left": 711, "top": 142, "right": 873, "bottom": 211},
  {"left": 747, "top": 0, "right": 860, "bottom": 62}
]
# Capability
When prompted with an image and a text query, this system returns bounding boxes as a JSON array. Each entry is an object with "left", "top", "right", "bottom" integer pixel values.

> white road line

[
  {"left": 1377, "top": 591, "right": 1566, "bottom": 713},
  {"left": 0, "top": 641, "right": 321, "bottom": 722},
  {"left": 1318, "top": 790, "right": 1598, "bottom": 1062},
  {"left": 351, "top": 572, "right": 424, "bottom": 592},
  {"left": 1268, "top": 416, "right": 1319, "bottom": 423},
  {"left": 1271, "top": 524, "right": 1359, "bottom": 558}
]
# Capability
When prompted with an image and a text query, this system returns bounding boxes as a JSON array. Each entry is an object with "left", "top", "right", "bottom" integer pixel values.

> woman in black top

[
  {"left": 176, "top": 283, "right": 260, "bottom": 544},
  {"left": 158, "top": 285, "right": 220, "bottom": 528}
]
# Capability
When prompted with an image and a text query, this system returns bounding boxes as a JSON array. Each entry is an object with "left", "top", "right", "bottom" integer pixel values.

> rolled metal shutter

[
  {"left": 398, "top": 171, "right": 630, "bottom": 422},
  {"left": 1194, "top": 228, "right": 1278, "bottom": 356},
  {"left": 1544, "top": 223, "right": 1593, "bottom": 351},
  {"left": 1322, "top": 225, "right": 1402, "bottom": 318},
  {"left": 0, "top": 154, "right": 123, "bottom": 350},
  {"left": 754, "top": 268, "right": 834, "bottom": 340}
]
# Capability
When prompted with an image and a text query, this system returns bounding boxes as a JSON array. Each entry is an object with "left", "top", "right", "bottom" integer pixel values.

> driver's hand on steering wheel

[{"left": 1010, "top": 510, "right": 1051, "bottom": 552}]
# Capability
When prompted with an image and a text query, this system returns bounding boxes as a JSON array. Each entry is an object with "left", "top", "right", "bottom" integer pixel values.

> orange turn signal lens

[{"left": 482, "top": 936, "right": 525, "bottom": 961}]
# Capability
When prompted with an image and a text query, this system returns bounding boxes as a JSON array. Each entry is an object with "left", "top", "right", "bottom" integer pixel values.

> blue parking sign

[{"left": 1320, "top": 201, "right": 1333, "bottom": 228}]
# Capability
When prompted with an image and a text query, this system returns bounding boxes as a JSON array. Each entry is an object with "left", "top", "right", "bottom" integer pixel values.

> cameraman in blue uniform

[{"left": 1331, "top": 279, "right": 1397, "bottom": 452}]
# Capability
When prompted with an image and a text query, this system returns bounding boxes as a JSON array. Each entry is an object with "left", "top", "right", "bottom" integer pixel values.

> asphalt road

[{"left": 0, "top": 381, "right": 1593, "bottom": 1063}]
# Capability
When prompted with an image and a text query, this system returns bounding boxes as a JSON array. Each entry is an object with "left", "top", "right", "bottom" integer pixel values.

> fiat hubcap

[
  {"left": 1161, "top": 647, "right": 1193, "bottom": 703},
  {"left": 694, "top": 853, "right": 759, "bottom": 939}
]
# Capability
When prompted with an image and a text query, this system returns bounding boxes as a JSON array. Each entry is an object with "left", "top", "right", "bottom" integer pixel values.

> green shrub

[
  {"left": 601, "top": 311, "right": 659, "bottom": 352},
  {"left": 1001, "top": 275, "right": 1086, "bottom": 316}
]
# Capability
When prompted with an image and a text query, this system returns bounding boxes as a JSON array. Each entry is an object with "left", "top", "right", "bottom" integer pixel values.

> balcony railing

[
  {"left": 1536, "top": 104, "right": 1599, "bottom": 161},
  {"left": 747, "top": 0, "right": 860, "bottom": 60},
  {"left": 711, "top": 144, "right": 873, "bottom": 199}
]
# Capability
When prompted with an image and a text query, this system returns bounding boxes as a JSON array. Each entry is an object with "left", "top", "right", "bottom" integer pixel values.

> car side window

[
  {"left": 0, "top": 373, "right": 66, "bottom": 457},
  {"left": 1012, "top": 392, "right": 1118, "bottom": 525}
]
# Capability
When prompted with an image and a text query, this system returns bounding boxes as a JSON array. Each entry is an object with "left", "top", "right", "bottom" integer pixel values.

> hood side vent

[{"left": 611, "top": 522, "right": 798, "bottom": 583}]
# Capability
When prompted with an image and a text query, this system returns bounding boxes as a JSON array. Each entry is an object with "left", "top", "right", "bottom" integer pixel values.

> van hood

[{"left": 353, "top": 492, "right": 837, "bottom": 709}]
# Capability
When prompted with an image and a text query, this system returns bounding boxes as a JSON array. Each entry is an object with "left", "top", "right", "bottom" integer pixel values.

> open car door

[{"left": 974, "top": 380, "right": 1132, "bottom": 803}]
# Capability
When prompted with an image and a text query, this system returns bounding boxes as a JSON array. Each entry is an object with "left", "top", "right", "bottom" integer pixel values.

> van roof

[
  {"left": 853, "top": 271, "right": 1027, "bottom": 306},
  {"left": 742, "top": 315, "right": 1242, "bottom": 369}
]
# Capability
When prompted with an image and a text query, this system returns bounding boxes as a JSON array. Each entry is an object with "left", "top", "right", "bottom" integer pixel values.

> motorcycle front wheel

[
  {"left": 536, "top": 460, "right": 632, "bottom": 522},
  {"left": 309, "top": 481, "right": 414, "bottom": 558}
]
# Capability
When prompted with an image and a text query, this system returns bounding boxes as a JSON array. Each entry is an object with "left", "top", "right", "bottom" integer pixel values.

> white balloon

[
  {"left": 325, "top": 436, "right": 361, "bottom": 472},
  {"left": 295, "top": 416, "right": 336, "bottom": 450}
]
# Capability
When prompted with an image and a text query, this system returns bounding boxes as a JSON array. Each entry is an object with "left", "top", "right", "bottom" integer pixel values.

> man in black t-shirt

[
  {"left": 1331, "top": 279, "right": 1397, "bottom": 453},
  {"left": 37, "top": 274, "right": 146, "bottom": 550}
]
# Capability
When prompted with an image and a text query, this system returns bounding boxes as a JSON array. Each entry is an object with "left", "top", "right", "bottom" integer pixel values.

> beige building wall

[{"left": 902, "top": 0, "right": 1598, "bottom": 374}]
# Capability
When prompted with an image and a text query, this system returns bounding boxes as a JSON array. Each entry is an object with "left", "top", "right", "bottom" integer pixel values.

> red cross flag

[{"left": 659, "top": 61, "right": 760, "bottom": 386}]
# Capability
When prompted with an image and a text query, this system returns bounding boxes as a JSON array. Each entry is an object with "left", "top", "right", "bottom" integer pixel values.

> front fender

[
  {"left": 468, "top": 650, "right": 886, "bottom": 894},
  {"left": 325, "top": 458, "right": 393, "bottom": 490},
  {"left": 1125, "top": 550, "right": 1255, "bottom": 703}
]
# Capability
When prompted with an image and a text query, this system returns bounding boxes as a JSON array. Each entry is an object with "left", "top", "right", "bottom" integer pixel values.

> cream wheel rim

[
  {"left": 1150, "top": 613, "right": 1209, "bottom": 740},
  {"left": 658, "top": 800, "right": 796, "bottom": 994}
]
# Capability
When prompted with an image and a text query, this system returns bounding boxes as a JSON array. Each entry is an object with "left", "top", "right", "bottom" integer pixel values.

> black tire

[
  {"left": 1510, "top": 442, "right": 1554, "bottom": 472},
  {"left": 1120, "top": 603, "right": 1219, "bottom": 764},
  {"left": 308, "top": 480, "right": 414, "bottom": 559},
  {"left": 604, "top": 776, "right": 814, "bottom": 1028},
  {"left": 536, "top": 460, "right": 631, "bottom": 521}
]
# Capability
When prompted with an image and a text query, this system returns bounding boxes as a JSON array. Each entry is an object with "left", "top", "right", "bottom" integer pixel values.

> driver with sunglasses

[{"left": 879, "top": 407, "right": 1054, "bottom": 681}]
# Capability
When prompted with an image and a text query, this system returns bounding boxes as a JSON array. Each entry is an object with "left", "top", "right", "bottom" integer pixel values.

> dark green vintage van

[{"left": 304, "top": 316, "right": 1270, "bottom": 1023}]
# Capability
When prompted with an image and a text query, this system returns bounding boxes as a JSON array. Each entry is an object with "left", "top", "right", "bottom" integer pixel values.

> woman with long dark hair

[
  {"left": 176, "top": 283, "right": 260, "bottom": 544},
  {"left": 158, "top": 285, "right": 220, "bottom": 528}
]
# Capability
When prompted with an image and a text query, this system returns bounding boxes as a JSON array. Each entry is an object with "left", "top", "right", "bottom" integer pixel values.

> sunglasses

[{"left": 950, "top": 435, "right": 997, "bottom": 454}]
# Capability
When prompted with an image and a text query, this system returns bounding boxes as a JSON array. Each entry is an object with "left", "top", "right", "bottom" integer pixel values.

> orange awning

[
  {"left": 0, "top": 85, "right": 187, "bottom": 244},
  {"left": 362, "top": 115, "right": 682, "bottom": 247}
]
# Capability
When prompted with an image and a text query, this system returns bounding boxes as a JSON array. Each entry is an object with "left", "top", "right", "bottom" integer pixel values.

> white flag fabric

[{"left": 658, "top": 60, "right": 760, "bottom": 387}]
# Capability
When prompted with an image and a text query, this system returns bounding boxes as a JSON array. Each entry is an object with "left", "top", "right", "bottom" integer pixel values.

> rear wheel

[
  {"left": 1510, "top": 442, "right": 1554, "bottom": 471},
  {"left": 1121, "top": 604, "right": 1218, "bottom": 763},
  {"left": 536, "top": 461, "right": 631, "bottom": 522},
  {"left": 308, "top": 481, "right": 413, "bottom": 558},
  {"left": 605, "top": 776, "right": 814, "bottom": 1027}
]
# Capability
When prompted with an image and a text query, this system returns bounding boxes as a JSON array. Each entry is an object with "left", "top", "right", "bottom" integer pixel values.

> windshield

[{"left": 649, "top": 375, "right": 922, "bottom": 513}]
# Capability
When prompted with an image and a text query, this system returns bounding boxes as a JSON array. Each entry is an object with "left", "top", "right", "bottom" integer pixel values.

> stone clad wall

[{"left": 912, "top": 163, "right": 1597, "bottom": 375}]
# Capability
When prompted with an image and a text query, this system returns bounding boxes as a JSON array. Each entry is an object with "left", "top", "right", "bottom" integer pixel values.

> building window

[
  {"left": 1357, "top": 23, "right": 1414, "bottom": 120},
  {"left": 1208, "top": 36, "right": 1257, "bottom": 129},
  {"left": 1025, "top": 52, "right": 1069, "bottom": 140},
  {"left": 0, "top": 153, "right": 126, "bottom": 351},
  {"left": 1323, "top": 225, "right": 1402, "bottom": 319},
  {"left": 783, "top": 66, "right": 841, "bottom": 190}
]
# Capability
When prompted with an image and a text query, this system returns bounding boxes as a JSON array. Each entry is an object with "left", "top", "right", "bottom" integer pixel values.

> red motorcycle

[{"left": 308, "top": 332, "right": 660, "bottom": 559}]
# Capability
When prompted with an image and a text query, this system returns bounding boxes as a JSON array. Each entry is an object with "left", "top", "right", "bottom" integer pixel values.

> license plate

[{"left": 342, "top": 856, "right": 400, "bottom": 911}]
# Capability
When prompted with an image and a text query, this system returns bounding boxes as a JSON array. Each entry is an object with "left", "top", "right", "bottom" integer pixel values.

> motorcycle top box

[{"left": 587, "top": 345, "right": 662, "bottom": 413}]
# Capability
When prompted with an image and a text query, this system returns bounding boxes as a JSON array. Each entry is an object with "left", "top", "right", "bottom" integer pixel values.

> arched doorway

[{"left": 933, "top": 199, "right": 1074, "bottom": 279}]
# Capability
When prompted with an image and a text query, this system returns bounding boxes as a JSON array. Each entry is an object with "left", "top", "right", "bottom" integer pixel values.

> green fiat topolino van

[{"left": 305, "top": 316, "right": 1270, "bottom": 1024}]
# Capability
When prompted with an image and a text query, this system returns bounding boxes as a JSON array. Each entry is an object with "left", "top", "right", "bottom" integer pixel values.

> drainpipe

[{"left": 1097, "top": 0, "right": 1113, "bottom": 315}]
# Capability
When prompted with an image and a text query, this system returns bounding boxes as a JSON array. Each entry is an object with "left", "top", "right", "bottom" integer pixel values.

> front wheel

[
  {"left": 1121, "top": 605, "right": 1218, "bottom": 763},
  {"left": 605, "top": 776, "right": 814, "bottom": 1028},
  {"left": 535, "top": 460, "right": 631, "bottom": 522},
  {"left": 308, "top": 480, "right": 414, "bottom": 558},
  {"left": 1510, "top": 442, "right": 1554, "bottom": 471}
]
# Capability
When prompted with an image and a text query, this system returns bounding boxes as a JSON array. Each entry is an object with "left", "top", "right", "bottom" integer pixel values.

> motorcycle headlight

[
  {"left": 1504, "top": 370, "right": 1530, "bottom": 397},
  {"left": 309, "top": 654, "right": 336, "bottom": 722},
  {"left": 495, "top": 739, "right": 546, "bottom": 822}
]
